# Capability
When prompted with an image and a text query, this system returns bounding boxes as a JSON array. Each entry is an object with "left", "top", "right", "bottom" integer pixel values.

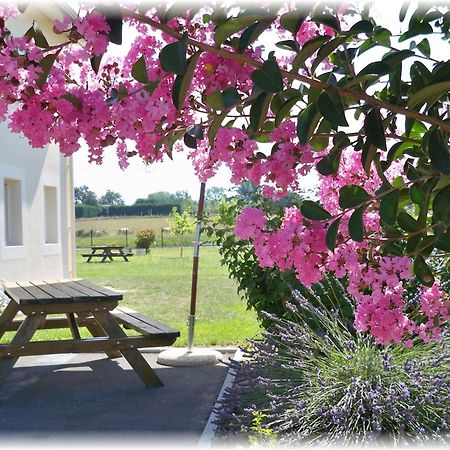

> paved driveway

[{"left": 0, "top": 351, "right": 231, "bottom": 446}]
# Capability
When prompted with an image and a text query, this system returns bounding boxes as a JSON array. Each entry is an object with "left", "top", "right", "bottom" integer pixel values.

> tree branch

[{"left": 123, "top": 10, "right": 450, "bottom": 134}]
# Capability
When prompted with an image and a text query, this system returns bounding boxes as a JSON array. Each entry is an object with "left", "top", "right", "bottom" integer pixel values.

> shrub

[
  {"left": 134, "top": 228, "right": 156, "bottom": 253},
  {"left": 205, "top": 193, "right": 353, "bottom": 330},
  {"left": 215, "top": 291, "right": 450, "bottom": 445}
]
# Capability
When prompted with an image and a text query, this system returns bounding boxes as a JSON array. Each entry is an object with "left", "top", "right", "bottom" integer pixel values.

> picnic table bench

[
  {"left": 0, "top": 279, "right": 180, "bottom": 387},
  {"left": 82, "top": 245, "right": 133, "bottom": 262}
]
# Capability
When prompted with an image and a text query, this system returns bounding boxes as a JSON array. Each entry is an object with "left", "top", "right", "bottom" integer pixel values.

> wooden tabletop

[
  {"left": 90, "top": 245, "right": 125, "bottom": 250},
  {"left": 3, "top": 279, "right": 123, "bottom": 305}
]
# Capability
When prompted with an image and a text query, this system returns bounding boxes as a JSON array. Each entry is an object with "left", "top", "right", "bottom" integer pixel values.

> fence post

[
  {"left": 125, "top": 228, "right": 128, "bottom": 246},
  {"left": 161, "top": 227, "right": 164, "bottom": 248},
  {"left": 90, "top": 229, "right": 93, "bottom": 246}
]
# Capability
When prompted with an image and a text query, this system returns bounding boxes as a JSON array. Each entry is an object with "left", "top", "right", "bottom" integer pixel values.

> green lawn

[
  {"left": 1, "top": 247, "right": 261, "bottom": 347},
  {"left": 75, "top": 246, "right": 260, "bottom": 347}
]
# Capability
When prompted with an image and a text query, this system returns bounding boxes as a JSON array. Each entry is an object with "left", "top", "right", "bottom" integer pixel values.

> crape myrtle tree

[{"left": 0, "top": 1, "right": 449, "bottom": 345}]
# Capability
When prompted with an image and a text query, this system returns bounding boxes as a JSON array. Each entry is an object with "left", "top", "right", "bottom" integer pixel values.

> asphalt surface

[{"left": 0, "top": 351, "right": 232, "bottom": 447}]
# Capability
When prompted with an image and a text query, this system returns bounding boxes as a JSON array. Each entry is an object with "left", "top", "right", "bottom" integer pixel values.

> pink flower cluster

[
  {"left": 191, "top": 121, "right": 314, "bottom": 198},
  {"left": 233, "top": 145, "right": 448, "bottom": 346},
  {"left": 235, "top": 204, "right": 448, "bottom": 345}
]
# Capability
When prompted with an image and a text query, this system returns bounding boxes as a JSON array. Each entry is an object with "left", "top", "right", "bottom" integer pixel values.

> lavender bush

[{"left": 215, "top": 281, "right": 449, "bottom": 445}]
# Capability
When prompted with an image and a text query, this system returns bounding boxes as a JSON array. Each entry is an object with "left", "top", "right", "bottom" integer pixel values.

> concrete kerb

[{"left": 198, "top": 348, "right": 243, "bottom": 448}]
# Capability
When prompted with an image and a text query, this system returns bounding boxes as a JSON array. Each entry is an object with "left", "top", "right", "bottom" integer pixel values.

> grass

[
  {"left": 1, "top": 247, "right": 261, "bottom": 347},
  {"left": 76, "top": 216, "right": 199, "bottom": 248}
]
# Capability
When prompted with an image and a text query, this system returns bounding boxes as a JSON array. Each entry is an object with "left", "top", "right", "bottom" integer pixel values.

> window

[
  {"left": 44, "top": 185, "right": 58, "bottom": 244},
  {"left": 3, "top": 178, "right": 23, "bottom": 246}
]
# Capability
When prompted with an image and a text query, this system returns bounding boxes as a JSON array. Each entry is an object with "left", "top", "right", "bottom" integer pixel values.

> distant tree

[
  {"left": 133, "top": 191, "right": 177, "bottom": 206},
  {"left": 205, "top": 187, "right": 228, "bottom": 214},
  {"left": 99, "top": 189, "right": 125, "bottom": 206},
  {"left": 74, "top": 185, "right": 98, "bottom": 206},
  {"left": 175, "top": 190, "right": 197, "bottom": 212},
  {"left": 169, "top": 207, "right": 194, "bottom": 257}
]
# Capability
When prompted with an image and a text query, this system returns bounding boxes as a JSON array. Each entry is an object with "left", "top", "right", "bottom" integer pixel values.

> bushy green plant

[
  {"left": 205, "top": 187, "right": 353, "bottom": 329},
  {"left": 215, "top": 291, "right": 449, "bottom": 445},
  {"left": 134, "top": 228, "right": 156, "bottom": 253}
]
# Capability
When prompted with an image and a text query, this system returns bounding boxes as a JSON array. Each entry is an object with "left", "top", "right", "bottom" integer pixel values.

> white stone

[{"left": 157, "top": 348, "right": 223, "bottom": 367}]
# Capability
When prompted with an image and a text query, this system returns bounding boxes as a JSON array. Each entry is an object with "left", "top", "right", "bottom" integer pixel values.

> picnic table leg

[
  {"left": 92, "top": 311, "right": 164, "bottom": 387},
  {"left": 0, "top": 300, "right": 20, "bottom": 340},
  {"left": 66, "top": 313, "right": 81, "bottom": 340},
  {"left": 77, "top": 312, "right": 121, "bottom": 359},
  {"left": 0, "top": 314, "right": 46, "bottom": 384}
]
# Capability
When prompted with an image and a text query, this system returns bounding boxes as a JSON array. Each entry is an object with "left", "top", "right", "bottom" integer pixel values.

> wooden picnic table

[
  {"left": 0, "top": 279, "right": 180, "bottom": 387},
  {"left": 82, "top": 245, "right": 133, "bottom": 262}
]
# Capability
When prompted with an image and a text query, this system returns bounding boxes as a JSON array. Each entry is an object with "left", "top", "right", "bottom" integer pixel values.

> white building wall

[{"left": 0, "top": 122, "right": 70, "bottom": 281}]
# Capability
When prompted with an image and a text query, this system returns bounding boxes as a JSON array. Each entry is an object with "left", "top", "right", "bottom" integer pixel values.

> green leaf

[
  {"left": 364, "top": 108, "right": 386, "bottom": 151},
  {"left": 144, "top": 79, "right": 160, "bottom": 96},
  {"left": 275, "top": 40, "right": 299, "bottom": 52},
  {"left": 311, "top": 12, "right": 340, "bottom": 31},
  {"left": 380, "top": 189, "right": 399, "bottom": 225},
  {"left": 239, "top": 18, "right": 276, "bottom": 53},
  {"left": 280, "top": 9, "right": 309, "bottom": 35},
  {"left": 25, "top": 25, "right": 49, "bottom": 48},
  {"left": 222, "top": 87, "right": 242, "bottom": 108},
  {"left": 172, "top": 50, "right": 202, "bottom": 109},
  {"left": 408, "top": 81, "right": 450, "bottom": 109},
  {"left": 413, "top": 255, "right": 434, "bottom": 287},
  {"left": 186, "top": 124, "right": 204, "bottom": 140},
  {"left": 208, "top": 111, "right": 227, "bottom": 146},
  {"left": 251, "top": 58, "right": 284, "bottom": 93},
  {"left": 249, "top": 93, "right": 272, "bottom": 133},
  {"left": 348, "top": 206, "right": 366, "bottom": 242},
  {"left": 383, "top": 243, "right": 405, "bottom": 256},
  {"left": 361, "top": 142, "right": 377, "bottom": 175},
  {"left": 296, "top": 103, "right": 319, "bottom": 145},
  {"left": 427, "top": 128, "right": 450, "bottom": 175},
  {"left": 435, "top": 231, "right": 450, "bottom": 252},
  {"left": 417, "top": 38, "right": 430, "bottom": 57},
  {"left": 214, "top": 12, "right": 269, "bottom": 46},
  {"left": 61, "top": 93, "right": 82, "bottom": 111},
  {"left": 373, "top": 27, "right": 392, "bottom": 46},
  {"left": 432, "top": 184, "right": 450, "bottom": 223},
  {"left": 183, "top": 133, "right": 197, "bottom": 149},
  {"left": 357, "top": 61, "right": 392, "bottom": 77},
  {"left": 339, "top": 185, "right": 372, "bottom": 209},
  {"left": 326, "top": 218, "right": 341, "bottom": 252},
  {"left": 131, "top": 55, "right": 149, "bottom": 84},
  {"left": 348, "top": 20, "right": 373, "bottom": 35},
  {"left": 292, "top": 35, "right": 331, "bottom": 72},
  {"left": 382, "top": 49, "right": 415, "bottom": 68},
  {"left": 397, "top": 210, "right": 420, "bottom": 232},
  {"left": 90, "top": 54, "right": 103, "bottom": 75},
  {"left": 159, "top": 35, "right": 187, "bottom": 75},
  {"left": 406, "top": 234, "right": 423, "bottom": 254},
  {"left": 311, "top": 37, "right": 346, "bottom": 75},
  {"left": 275, "top": 95, "right": 300, "bottom": 126},
  {"left": 409, "top": 183, "right": 425, "bottom": 204},
  {"left": 37, "top": 52, "right": 58, "bottom": 86},
  {"left": 316, "top": 150, "right": 342, "bottom": 175},
  {"left": 317, "top": 87, "right": 348, "bottom": 128},
  {"left": 205, "top": 90, "right": 224, "bottom": 110},
  {"left": 300, "top": 200, "right": 331, "bottom": 221}
]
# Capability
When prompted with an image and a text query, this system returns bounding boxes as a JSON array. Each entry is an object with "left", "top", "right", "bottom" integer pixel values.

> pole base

[{"left": 157, "top": 348, "right": 223, "bottom": 367}]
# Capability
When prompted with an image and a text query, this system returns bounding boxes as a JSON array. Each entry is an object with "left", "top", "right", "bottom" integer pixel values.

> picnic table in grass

[
  {"left": 0, "top": 279, "right": 180, "bottom": 387},
  {"left": 82, "top": 245, "right": 133, "bottom": 262}
]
